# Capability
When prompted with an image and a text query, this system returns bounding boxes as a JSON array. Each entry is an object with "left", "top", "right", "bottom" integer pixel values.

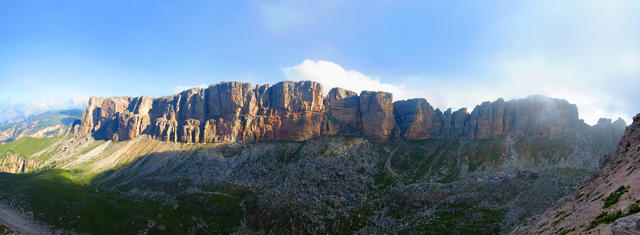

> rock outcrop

[
  {"left": 77, "top": 81, "right": 623, "bottom": 144},
  {"left": 513, "top": 113, "right": 640, "bottom": 234},
  {"left": 393, "top": 98, "right": 435, "bottom": 139},
  {"left": 394, "top": 95, "right": 582, "bottom": 140},
  {"left": 0, "top": 151, "right": 38, "bottom": 173},
  {"left": 324, "top": 88, "right": 362, "bottom": 136},
  {"left": 359, "top": 91, "right": 395, "bottom": 142}
]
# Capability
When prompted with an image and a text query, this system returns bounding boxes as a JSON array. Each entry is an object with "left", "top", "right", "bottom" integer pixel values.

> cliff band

[{"left": 76, "top": 81, "right": 625, "bottom": 143}]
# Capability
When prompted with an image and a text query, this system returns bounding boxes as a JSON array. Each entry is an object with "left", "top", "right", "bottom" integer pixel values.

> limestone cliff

[
  {"left": 76, "top": 81, "right": 623, "bottom": 144},
  {"left": 0, "top": 151, "right": 38, "bottom": 173},
  {"left": 394, "top": 95, "right": 581, "bottom": 140}
]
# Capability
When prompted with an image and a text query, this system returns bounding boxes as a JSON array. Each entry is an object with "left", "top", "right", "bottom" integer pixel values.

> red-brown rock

[
  {"left": 359, "top": 91, "right": 395, "bottom": 142},
  {"left": 77, "top": 81, "right": 594, "bottom": 144}
]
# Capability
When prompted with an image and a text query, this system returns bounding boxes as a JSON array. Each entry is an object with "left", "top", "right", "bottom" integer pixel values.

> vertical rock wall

[{"left": 77, "top": 81, "right": 612, "bottom": 143}]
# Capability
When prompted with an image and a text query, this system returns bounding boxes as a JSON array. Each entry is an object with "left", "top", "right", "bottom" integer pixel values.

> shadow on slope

[
  {"left": 0, "top": 169, "right": 252, "bottom": 235},
  {"left": 86, "top": 136, "right": 598, "bottom": 234},
  {"left": 0, "top": 133, "right": 617, "bottom": 234},
  {"left": 87, "top": 138, "right": 375, "bottom": 234}
]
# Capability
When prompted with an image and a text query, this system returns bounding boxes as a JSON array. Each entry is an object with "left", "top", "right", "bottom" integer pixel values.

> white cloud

[
  {"left": 283, "top": 60, "right": 421, "bottom": 101},
  {"left": 282, "top": 59, "right": 511, "bottom": 114}
]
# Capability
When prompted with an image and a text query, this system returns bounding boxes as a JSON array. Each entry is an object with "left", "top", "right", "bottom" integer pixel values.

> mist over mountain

[
  {"left": 0, "top": 103, "right": 30, "bottom": 125},
  {"left": 0, "top": 99, "right": 86, "bottom": 126}
]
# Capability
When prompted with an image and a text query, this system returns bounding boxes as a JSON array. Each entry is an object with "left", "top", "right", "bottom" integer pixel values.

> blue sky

[{"left": 1, "top": 0, "right": 638, "bottom": 124}]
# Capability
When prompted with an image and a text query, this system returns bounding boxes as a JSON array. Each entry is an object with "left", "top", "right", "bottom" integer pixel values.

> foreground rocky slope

[
  {"left": 514, "top": 113, "right": 640, "bottom": 234},
  {"left": 77, "top": 81, "right": 620, "bottom": 145},
  {"left": 0, "top": 134, "right": 609, "bottom": 234}
]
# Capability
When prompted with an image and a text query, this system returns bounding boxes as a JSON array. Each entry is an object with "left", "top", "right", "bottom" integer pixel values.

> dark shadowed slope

[{"left": 514, "top": 113, "right": 640, "bottom": 234}]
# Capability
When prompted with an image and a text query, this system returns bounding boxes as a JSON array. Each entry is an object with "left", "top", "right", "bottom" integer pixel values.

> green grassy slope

[
  {"left": 0, "top": 136, "right": 64, "bottom": 160},
  {"left": 0, "top": 169, "right": 248, "bottom": 234}
]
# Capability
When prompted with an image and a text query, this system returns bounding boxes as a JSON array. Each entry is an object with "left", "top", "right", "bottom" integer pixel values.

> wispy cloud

[{"left": 255, "top": 1, "right": 341, "bottom": 35}]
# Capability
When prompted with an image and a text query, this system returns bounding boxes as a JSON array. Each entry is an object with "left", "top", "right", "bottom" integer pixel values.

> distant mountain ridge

[
  {"left": 75, "top": 80, "right": 627, "bottom": 145},
  {"left": 0, "top": 109, "right": 82, "bottom": 144}
]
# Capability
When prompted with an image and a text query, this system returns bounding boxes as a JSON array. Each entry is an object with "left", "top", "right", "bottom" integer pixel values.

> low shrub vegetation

[
  {"left": 603, "top": 185, "right": 629, "bottom": 208},
  {"left": 588, "top": 210, "right": 624, "bottom": 230}
]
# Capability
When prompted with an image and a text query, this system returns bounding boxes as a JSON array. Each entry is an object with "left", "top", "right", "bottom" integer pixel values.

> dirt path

[
  {"left": 0, "top": 202, "right": 50, "bottom": 234},
  {"left": 384, "top": 147, "right": 400, "bottom": 178}
]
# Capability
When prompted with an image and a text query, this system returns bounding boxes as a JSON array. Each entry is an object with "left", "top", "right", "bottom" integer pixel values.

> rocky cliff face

[
  {"left": 0, "top": 151, "right": 37, "bottom": 173},
  {"left": 76, "top": 81, "right": 618, "bottom": 144},
  {"left": 513, "top": 113, "right": 640, "bottom": 234},
  {"left": 394, "top": 95, "right": 582, "bottom": 140}
]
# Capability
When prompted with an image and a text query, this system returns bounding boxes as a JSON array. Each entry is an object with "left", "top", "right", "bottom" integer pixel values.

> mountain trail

[{"left": 384, "top": 146, "right": 399, "bottom": 178}]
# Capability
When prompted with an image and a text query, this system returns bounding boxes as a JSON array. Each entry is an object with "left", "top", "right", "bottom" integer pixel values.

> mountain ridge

[
  {"left": 75, "top": 80, "right": 626, "bottom": 145},
  {"left": 0, "top": 109, "right": 82, "bottom": 144}
]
